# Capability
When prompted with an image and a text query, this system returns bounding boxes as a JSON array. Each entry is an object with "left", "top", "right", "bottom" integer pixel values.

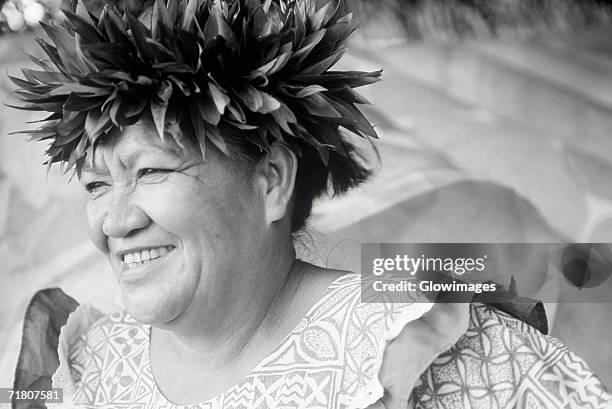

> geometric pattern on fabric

[
  {"left": 51, "top": 273, "right": 612, "bottom": 409},
  {"left": 411, "top": 303, "right": 612, "bottom": 409},
  {"left": 53, "top": 274, "right": 425, "bottom": 408}
]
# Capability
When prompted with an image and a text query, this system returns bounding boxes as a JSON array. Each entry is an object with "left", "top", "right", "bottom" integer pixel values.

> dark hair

[
  {"left": 289, "top": 139, "right": 373, "bottom": 232},
  {"left": 219, "top": 131, "right": 374, "bottom": 233}
]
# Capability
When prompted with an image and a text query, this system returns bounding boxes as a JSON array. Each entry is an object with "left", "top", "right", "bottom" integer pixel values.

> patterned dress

[{"left": 51, "top": 273, "right": 612, "bottom": 409}]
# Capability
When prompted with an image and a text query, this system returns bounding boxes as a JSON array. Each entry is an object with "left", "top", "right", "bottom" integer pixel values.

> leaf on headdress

[
  {"left": 75, "top": 35, "right": 99, "bottom": 74},
  {"left": 96, "top": 70, "right": 142, "bottom": 85},
  {"left": 262, "top": 117, "right": 283, "bottom": 141},
  {"left": 189, "top": 101, "right": 206, "bottom": 145},
  {"left": 40, "top": 22, "right": 82, "bottom": 73},
  {"left": 330, "top": 85, "right": 371, "bottom": 104},
  {"left": 317, "top": 123, "right": 347, "bottom": 157},
  {"left": 152, "top": 62, "right": 196, "bottom": 74},
  {"left": 182, "top": 0, "right": 200, "bottom": 31},
  {"left": 270, "top": 102, "right": 296, "bottom": 135},
  {"left": 208, "top": 81, "right": 229, "bottom": 113},
  {"left": 225, "top": 120, "right": 257, "bottom": 130},
  {"left": 205, "top": 122, "right": 230, "bottom": 155},
  {"left": 9, "top": 76, "right": 35, "bottom": 92},
  {"left": 24, "top": 52, "right": 54, "bottom": 71},
  {"left": 168, "top": 75, "right": 191, "bottom": 96},
  {"left": 204, "top": 7, "right": 237, "bottom": 50},
  {"left": 80, "top": 0, "right": 105, "bottom": 19},
  {"left": 308, "top": 3, "right": 332, "bottom": 31},
  {"left": 155, "top": 0, "right": 179, "bottom": 50},
  {"left": 318, "top": 145, "right": 329, "bottom": 165},
  {"left": 292, "top": 3, "right": 306, "bottom": 45},
  {"left": 290, "top": 29, "right": 325, "bottom": 68},
  {"left": 109, "top": 99, "right": 126, "bottom": 126},
  {"left": 176, "top": 30, "right": 201, "bottom": 67},
  {"left": 236, "top": 83, "right": 263, "bottom": 112},
  {"left": 56, "top": 118, "right": 86, "bottom": 145},
  {"left": 246, "top": 0, "right": 268, "bottom": 36},
  {"left": 300, "top": 51, "right": 344, "bottom": 75},
  {"left": 301, "top": 93, "right": 341, "bottom": 118},
  {"left": 262, "top": 0, "right": 273, "bottom": 14},
  {"left": 258, "top": 91, "right": 280, "bottom": 114},
  {"left": 324, "top": 15, "right": 359, "bottom": 47},
  {"left": 247, "top": 50, "right": 291, "bottom": 82},
  {"left": 165, "top": 120, "right": 184, "bottom": 147},
  {"left": 85, "top": 108, "right": 112, "bottom": 141},
  {"left": 12, "top": 129, "right": 55, "bottom": 142},
  {"left": 167, "top": 0, "right": 180, "bottom": 24},
  {"left": 145, "top": 38, "right": 176, "bottom": 61},
  {"left": 123, "top": 97, "right": 148, "bottom": 120},
  {"left": 34, "top": 38, "right": 68, "bottom": 75},
  {"left": 335, "top": 100, "right": 377, "bottom": 138},
  {"left": 198, "top": 89, "right": 221, "bottom": 125},
  {"left": 63, "top": 10, "right": 104, "bottom": 44},
  {"left": 76, "top": 0, "right": 97, "bottom": 25},
  {"left": 20, "top": 69, "right": 66, "bottom": 85},
  {"left": 14, "top": 90, "right": 65, "bottom": 103},
  {"left": 71, "top": 132, "right": 89, "bottom": 165},
  {"left": 324, "top": 70, "right": 383, "bottom": 88},
  {"left": 151, "top": 80, "right": 173, "bottom": 139},
  {"left": 5, "top": 102, "right": 63, "bottom": 113},
  {"left": 64, "top": 94, "right": 105, "bottom": 111},
  {"left": 151, "top": 0, "right": 160, "bottom": 39},
  {"left": 294, "top": 84, "right": 327, "bottom": 98},
  {"left": 27, "top": 113, "right": 62, "bottom": 123},
  {"left": 82, "top": 43, "right": 133, "bottom": 71},
  {"left": 98, "top": 7, "right": 124, "bottom": 44},
  {"left": 49, "top": 83, "right": 110, "bottom": 97},
  {"left": 127, "top": 12, "right": 154, "bottom": 62}
]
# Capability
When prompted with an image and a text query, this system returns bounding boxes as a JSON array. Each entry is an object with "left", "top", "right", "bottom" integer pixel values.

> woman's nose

[{"left": 102, "top": 190, "right": 151, "bottom": 238}]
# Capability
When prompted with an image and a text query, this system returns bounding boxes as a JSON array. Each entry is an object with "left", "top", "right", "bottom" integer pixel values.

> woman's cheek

[{"left": 86, "top": 198, "right": 110, "bottom": 253}]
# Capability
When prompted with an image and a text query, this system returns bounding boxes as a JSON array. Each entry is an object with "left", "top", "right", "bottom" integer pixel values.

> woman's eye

[
  {"left": 85, "top": 181, "right": 109, "bottom": 197},
  {"left": 137, "top": 168, "right": 170, "bottom": 180}
]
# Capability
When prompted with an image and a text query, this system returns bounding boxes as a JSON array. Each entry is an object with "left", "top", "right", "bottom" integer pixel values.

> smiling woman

[
  {"left": 77, "top": 118, "right": 335, "bottom": 403},
  {"left": 7, "top": 0, "right": 612, "bottom": 408}
]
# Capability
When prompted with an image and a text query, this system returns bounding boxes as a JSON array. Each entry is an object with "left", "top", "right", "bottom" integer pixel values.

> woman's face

[{"left": 81, "top": 120, "right": 265, "bottom": 325}]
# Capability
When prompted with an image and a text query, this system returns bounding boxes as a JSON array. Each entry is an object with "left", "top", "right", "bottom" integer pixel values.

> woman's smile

[
  {"left": 116, "top": 245, "right": 177, "bottom": 283},
  {"left": 122, "top": 246, "right": 175, "bottom": 267}
]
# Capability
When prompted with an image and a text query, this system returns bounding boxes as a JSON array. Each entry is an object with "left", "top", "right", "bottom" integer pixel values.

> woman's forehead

[{"left": 90, "top": 121, "right": 197, "bottom": 170}]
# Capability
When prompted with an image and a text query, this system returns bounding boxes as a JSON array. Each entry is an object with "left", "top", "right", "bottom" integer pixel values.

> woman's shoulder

[
  {"left": 51, "top": 305, "right": 149, "bottom": 406},
  {"left": 411, "top": 302, "right": 612, "bottom": 409},
  {"left": 269, "top": 265, "right": 435, "bottom": 408}
]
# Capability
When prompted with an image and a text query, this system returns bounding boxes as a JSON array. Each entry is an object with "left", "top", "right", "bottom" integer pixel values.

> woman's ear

[{"left": 255, "top": 143, "right": 298, "bottom": 225}]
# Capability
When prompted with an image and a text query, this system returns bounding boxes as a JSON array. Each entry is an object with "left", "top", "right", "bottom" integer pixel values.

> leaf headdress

[{"left": 8, "top": 0, "right": 381, "bottom": 175}]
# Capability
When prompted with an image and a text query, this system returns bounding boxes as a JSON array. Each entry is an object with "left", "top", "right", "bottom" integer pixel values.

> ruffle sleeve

[
  {"left": 354, "top": 301, "right": 611, "bottom": 409},
  {"left": 48, "top": 303, "right": 105, "bottom": 408},
  {"left": 352, "top": 302, "right": 472, "bottom": 409}
]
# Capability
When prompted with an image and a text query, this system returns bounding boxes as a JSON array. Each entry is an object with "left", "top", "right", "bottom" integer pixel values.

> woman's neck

[
  {"left": 148, "top": 255, "right": 347, "bottom": 405},
  {"left": 150, "top": 240, "right": 301, "bottom": 372}
]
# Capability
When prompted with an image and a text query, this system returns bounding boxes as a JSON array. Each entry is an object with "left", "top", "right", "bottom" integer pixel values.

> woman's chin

[{"left": 121, "top": 290, "right": 185, "bottom": 325}]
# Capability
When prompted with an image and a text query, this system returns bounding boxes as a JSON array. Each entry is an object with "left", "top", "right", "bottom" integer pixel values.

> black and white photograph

[{"left": 1, "top": 0, "right": 612, "bottom": 408}]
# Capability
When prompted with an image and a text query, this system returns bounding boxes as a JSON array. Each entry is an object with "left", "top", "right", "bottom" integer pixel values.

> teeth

[
  {"left": 141, "top": 251, "right": 150, "bottom": 262},
  {"left": 122, "top": 246, "right": 173, "bottom": 266}
]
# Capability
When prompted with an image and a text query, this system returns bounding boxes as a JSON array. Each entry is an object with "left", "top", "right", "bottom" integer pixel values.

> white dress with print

[{"left": 51, "top": 273, "right": 432, "bottom": 409}]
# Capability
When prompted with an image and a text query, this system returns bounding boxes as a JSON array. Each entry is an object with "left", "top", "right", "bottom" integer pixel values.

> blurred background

[{"left": 0, "top": 0, "right": 611, "bottom": 391}]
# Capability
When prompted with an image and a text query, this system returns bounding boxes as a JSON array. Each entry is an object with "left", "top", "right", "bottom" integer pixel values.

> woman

[{"left": 9, "top": 0, "right": 611, "bottom": 408}]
